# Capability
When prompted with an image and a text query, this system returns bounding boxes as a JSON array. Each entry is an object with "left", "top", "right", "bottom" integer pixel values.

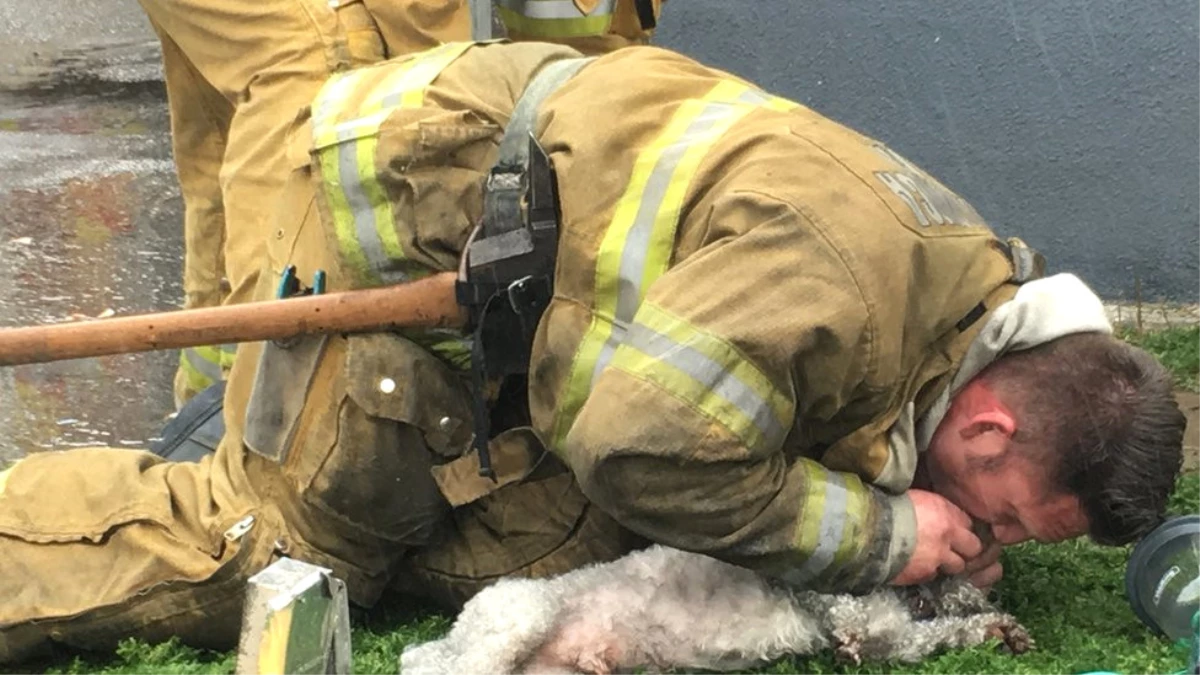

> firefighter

[{"left": 0, "top": 38, "right": 1183, "bottom": 662}]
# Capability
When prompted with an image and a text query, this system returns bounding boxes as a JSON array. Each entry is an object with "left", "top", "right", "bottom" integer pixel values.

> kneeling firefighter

[
  {"left": 1, "top": 39, "right": 1050, "bottom": 661},
  {"left": 164, "top": 0, "right": 668, "bottom": 408}
]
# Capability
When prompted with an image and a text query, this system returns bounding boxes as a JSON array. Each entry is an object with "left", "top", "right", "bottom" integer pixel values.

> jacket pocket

[
  {"left": 418, "top": 462, "right": 591, "bottom": 579},
  {"left": 263, "top": 332, "right": 473, "bottom": 544}
]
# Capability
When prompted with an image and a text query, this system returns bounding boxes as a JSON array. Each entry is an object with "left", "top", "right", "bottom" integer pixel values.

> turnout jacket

[{"left": 288, "top": 40, "right": 1024, "bottom": 592}]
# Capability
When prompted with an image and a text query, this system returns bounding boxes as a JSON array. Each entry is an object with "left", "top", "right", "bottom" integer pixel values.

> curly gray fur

[{"left": 400, "top": 545, "right": 1032, "bottom": 675}]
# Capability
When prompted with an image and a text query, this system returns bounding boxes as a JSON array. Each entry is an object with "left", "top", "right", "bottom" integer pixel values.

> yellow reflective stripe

[
  {"left": 551, "top": 80, "right": 793, "bottom": 452},
  {"left": 359, "top": 133, "right": 405, "bottom": 264},
  {"left": 609, "top": 302, "right": 792, "bottom": 451},
  {"left": 182, "top": 346, "right": 225, "bottom": 383},
  {"left": 316, "top": 146, "right": 375, "bottom": 282},
  {"left": 790, "top": 464, "right": 873, "bottom": 583},
  {"left": 387, "top": 41, "right": 475, "bottom": 109},
  {"left": 311, "top": 71, "right": 360, "bottom": 147},
  {"left": 179, "top": 356, "right": 216, "bottom": 394},
  {"left": 311, "top": 42, "right": 475, "bottom": 285},
  {"left": 497, "top": 6, "right": 613, "bottom": 37},
  {"left": 179, "top": 344, "right": 234, "bottom": 393},
  {"left": 794, "top": 463, "right": 829, "bottom": 563},
  {"left": 312, "top": 42, "right": 474, "bottom": 149},
  {"left": 833, "top": 476, "right": 871, "bottom": 572},
  {"left": 610, "top": 345, "right": 769, "bottom": 451},
  {"left": 191, "top": 344, "right": 236, "bottom": 369},
  {"left": 218, "top": 343, "right": 238, "bottom": 368},
  {"left": 312, "top": 71, "right": 363, "bottom": 149}
]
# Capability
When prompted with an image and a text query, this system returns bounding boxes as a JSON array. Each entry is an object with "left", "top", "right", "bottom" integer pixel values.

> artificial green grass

[
  {"left": 12, "top": 473, "right": 1195, "bottom": 675},
  {"left": 1117, "top": 325, "right": 1199, "bottom": 392}
]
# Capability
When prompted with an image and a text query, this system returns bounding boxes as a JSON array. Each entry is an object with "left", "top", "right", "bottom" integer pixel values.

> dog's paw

[{"left": 986, "top": 619, "right": 1034, "bottom": 655}]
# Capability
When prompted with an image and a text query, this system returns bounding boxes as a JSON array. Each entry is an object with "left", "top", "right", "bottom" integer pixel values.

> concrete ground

[{"left": 0, "top": 3, "right": 178, "bottom": 462}]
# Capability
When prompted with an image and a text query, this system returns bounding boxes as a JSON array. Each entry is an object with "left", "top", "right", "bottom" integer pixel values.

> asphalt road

[{"left": 0, "top": 3, "right": 180, "bottom": 461}]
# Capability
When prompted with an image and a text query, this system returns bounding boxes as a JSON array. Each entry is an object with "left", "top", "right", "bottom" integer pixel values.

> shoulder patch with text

[{"left": 871, "top": 144, "right": 986, "bottom": 229}]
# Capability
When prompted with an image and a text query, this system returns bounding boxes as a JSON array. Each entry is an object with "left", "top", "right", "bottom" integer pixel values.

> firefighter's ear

[{"left": 960, "top": 410, "right": 1016, "bottom": 441}]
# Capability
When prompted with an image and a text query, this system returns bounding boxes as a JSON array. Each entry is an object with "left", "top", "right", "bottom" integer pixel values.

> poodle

[{"left": 399, "top": 544, "right": 1032, "bottom": 674}]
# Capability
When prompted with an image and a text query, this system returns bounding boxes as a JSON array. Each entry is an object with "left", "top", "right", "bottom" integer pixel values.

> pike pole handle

[{"left": 0, "top": 272, "right": 466, "bottom": 367}]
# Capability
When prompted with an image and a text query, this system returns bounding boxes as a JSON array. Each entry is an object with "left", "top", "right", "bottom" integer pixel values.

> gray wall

[{"left": 656, "top": 1, "right": 1199, "bottom": 302}]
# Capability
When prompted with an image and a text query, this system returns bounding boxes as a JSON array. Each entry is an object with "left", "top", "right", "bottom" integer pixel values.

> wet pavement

[{"left": 0, "top": 7, "right": 181, "bottom": 463}]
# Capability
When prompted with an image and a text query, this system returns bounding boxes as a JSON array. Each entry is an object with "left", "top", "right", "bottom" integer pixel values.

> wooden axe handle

[{"left": 0, "top": 272, "right": 466, "bottom": 366}]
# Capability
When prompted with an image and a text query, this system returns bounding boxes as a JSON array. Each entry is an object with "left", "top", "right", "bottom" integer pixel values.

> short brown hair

[{"left": 979, "top": 332, "right": 1186, "bottom": 545}]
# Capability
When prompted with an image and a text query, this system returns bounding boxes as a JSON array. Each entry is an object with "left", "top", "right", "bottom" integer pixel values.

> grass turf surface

[
  {"left": 16, "top": 475, "right": 1197, "bottom": 675},
  {"left": 8, "top": 327, "right": 1198, "bottom": 675},
  {"left": 1117, "top": 325, "right": 1199, "bottom": 393}
]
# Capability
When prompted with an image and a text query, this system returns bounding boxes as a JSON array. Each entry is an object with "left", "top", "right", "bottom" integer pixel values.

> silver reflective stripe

[
  {"left": 470, "top": 0, "right": 494, "bottom": 39},
  {"left": 735, "top": 89, "right": 771, "bottom": 106},
  {"left": 312, "top": 74, "right": 359, "bottom": 142},
  {"left": 794, "top": 472, "right": 850, "bottom": 581},
  {"left": 184, "top": 347, "right": 223, "bottom": 383},
  {"left": 498, "top": 57, "right": 595, "bottom": 167},
  {"left": 334, "top": 138, "right": 408, "bottom": 284},
  {"left": 626, "top": 322, "right": 787, "bottom": 449},
  {"left": 498, "top": 0, "right": 613, "bottom": 19},
  {"left": 590, "top": 98, "right": 760, "bottom": 384}
]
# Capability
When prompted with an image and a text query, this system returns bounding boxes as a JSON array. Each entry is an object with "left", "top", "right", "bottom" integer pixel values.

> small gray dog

[{"left": 400, "top": 545, "right": 1032, "bottom": 674}]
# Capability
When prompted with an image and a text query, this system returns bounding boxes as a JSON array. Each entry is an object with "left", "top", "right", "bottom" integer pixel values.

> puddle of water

[{"left": 0, "top": 75, "right": 183, "bottom": 463}]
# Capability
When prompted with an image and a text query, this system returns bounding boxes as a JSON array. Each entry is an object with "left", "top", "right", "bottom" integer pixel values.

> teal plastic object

[
  {"left": 1121, "top": 515, "right": 1200, "bottom": 675},
  {"left": 1125, "top": 515, "right": 1200, "bottom": 641}
]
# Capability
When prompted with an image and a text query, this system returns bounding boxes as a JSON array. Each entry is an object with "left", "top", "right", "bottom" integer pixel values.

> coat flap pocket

[
  {"left": 244, "top": 335, "right": 330, "bottom": 463},
  {"left": 345, "top": 332, "right": 473, "bottom": 456}
]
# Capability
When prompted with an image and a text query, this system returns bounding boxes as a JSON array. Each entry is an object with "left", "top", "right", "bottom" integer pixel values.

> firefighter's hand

[
  {"left": 964, "top": 534, "right": 1004, "bottom": 591},
  {"left": 890, "top": 489, "right": 982, "bottom": 586}
]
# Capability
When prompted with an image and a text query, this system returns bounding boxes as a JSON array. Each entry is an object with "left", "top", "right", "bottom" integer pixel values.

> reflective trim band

[
  {"left": 182, "top": 345, "right": 230, "bottom": 383},
  {"left": 790, "top": 465, "right": 872, "bottom": 583},
  {"left": 496, "top": 0, "right": 614, "bottom": 37},
  {"left": 311, "top": 72, "right": 360, "bottom": 148},
  {"left": 593, "top": 89, "right": 776, "bottom": 383},
  {"left": 551, "top": 80, "right": 797, "bottom": 451},
  {"left": 610, "top": 302, "right": 791, "bottom": 452},
  {"left": 311, "top": 42, "right": 475, "bottom": 286},
  {"left": 497, "top": 0, "right": 613, "bottom": 19},
  {"left": 312, "top": 41, "right": 474, "bottom": 149},
  {"left": 470, "top": 0, "right": 494, "bottom": 39},
  {"left": 319, "top": 133, "right": 407, "bottom": 284}
]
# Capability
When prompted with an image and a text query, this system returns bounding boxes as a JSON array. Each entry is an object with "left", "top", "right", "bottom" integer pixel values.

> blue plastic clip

[{"left": 276, "top": 265, "right": 326, "bottom": 299}]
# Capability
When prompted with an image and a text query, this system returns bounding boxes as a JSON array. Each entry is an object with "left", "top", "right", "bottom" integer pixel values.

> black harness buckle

[{"left": 457, "top": 134, "right": 561, "bottom": 479}]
